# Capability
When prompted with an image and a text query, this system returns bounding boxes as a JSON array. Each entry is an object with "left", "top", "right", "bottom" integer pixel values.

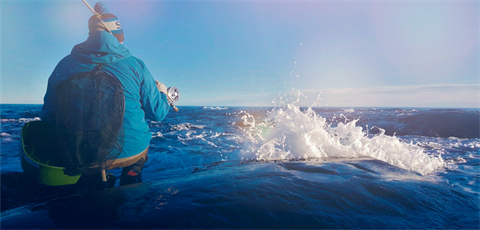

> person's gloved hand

[{"left": 155, "top": 80, "right": 167, "bottom": 95}]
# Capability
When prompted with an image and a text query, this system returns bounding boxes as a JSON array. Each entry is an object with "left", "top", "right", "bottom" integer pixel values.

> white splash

[
  {"left": 240, "top": 90, "right": 446, "bottom": 175},
  {"left": 203, "top": 106, "right": 228, "bottom": 110},
  {"left": 171, "top": 123, "right": 205, "bottom": 131},
  {"left": 240, "top": 112, "right": 256, "bottom": 127},
  {"left": 1, "top": 117, "right": 41, "bottom": 123},
  {"left": 152, "top": 132, "right": 163, "bottom": 138}
]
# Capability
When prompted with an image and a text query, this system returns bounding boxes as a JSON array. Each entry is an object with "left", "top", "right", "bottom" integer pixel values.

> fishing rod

[{"left": 82, "top": 0, "right": 112, "bottom": 34}]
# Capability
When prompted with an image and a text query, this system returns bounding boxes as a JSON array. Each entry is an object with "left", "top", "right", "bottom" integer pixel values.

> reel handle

[{"left": 170, "top": 104, "right": 179, "bottom": 112}]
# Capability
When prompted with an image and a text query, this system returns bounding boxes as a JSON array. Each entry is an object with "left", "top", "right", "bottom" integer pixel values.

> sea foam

[
  {"left": 239, "top": 90, "right": 446, "bottom": 175},
  {"left": 203, "top": 106, "right": 228, "bottom": 110},
  {"left": 1, "top": 117, "right": 41, "bottom": 123}
]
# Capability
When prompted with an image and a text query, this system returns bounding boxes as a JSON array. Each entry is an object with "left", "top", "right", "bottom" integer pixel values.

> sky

[{"left": 1, "top": 0, "right": 478, "bottom": 108}]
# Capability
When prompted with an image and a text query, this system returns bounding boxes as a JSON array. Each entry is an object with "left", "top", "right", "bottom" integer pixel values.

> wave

[
  {"left": 171, "top": 123, "right": 206, "bottom": 131},
  {"left": 395, "top": 111, "right": 479, "bottom": 138},
  {"left": 239, "top": 91, "right": 446, "bottom": 175},
  {"left": 361, "top": 110, "right": 480, "bottom": 138},
  {"left": 1, "top": 117, "right": 41, "bottom": 123},
  {"left": 202, "top": 106, "right": 228, "bottom": 110},
  {"left": 314, "top": 108, "right": 479, "bottom": 138}
]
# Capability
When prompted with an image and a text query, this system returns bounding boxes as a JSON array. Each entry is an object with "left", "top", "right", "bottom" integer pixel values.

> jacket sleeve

[{"left": 139, "top": 62, "right": 170, "bottom": 122}]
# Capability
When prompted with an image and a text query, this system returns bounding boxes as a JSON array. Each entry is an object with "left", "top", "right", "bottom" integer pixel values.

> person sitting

[{"left": 40, "top": 2, "right": 170, "bottom": 188}]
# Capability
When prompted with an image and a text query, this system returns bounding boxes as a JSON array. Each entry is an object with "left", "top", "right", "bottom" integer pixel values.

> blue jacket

[{"left": 41, "top": 31, "right": 169, "bottom": 159}]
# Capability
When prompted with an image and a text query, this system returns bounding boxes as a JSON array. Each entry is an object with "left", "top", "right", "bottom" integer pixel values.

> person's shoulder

[
  {"left": 58, "top": 53, "right": 75, "bottom": 63},
  {"left": 54, "top": 54, "right": 77, "bottom": 70},
  {"left": 128, "top": 56, "right": 147, "bottom": 67},
  {"left": 122, "top": 56, "right": 150, "bottom": 73}
]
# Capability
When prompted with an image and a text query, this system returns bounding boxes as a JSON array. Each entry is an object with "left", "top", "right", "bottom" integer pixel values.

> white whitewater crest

[
  {"left": 203, "top": 106, "right": 228, "bottom": 110},
  {"left": 1, "top": 117, "right": 41, "bottom": 123},
  {"left": 239, "top": 90, "right": 446, "bottom": 175},
  {"left": 171, "top": 123, "right": 205, "bottom": 131}
]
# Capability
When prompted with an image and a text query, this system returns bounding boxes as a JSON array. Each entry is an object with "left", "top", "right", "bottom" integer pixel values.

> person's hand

[{"left": 155, "top": 80, "right": 167, "bottom": 95}]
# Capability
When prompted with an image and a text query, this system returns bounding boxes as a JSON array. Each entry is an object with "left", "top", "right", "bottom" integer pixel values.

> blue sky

[{"left": 1, "top": 0, "right": 478, "bottom": 107}]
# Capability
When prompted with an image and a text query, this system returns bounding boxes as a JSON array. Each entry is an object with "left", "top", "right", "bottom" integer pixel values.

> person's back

[{"left": 41, "top": 2, "right": 170, "bottom": 187}]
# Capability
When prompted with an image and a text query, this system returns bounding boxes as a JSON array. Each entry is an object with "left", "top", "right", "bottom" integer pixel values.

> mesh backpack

[{"left": 54, "top": 65, "right": 125, "bottom": 176}]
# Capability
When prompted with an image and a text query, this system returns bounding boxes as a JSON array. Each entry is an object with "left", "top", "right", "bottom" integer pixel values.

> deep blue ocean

[{"left": 1, "top": 98, "right": 479, "bottom": 229}]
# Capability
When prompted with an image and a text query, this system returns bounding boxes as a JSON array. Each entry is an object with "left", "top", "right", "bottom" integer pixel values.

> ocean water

[{"left": 1, "top": 95, "right": 479, "bottom": 229}]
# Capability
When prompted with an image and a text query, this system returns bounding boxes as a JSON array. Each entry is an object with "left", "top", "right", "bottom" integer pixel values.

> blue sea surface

[{"left": 1, "top": 103, "right": 479, "bottom": 229}]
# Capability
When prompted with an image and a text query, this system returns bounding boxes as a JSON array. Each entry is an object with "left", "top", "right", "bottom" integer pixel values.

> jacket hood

[{"left": 71, "top": 31, "right": 131, "bottom": 64}]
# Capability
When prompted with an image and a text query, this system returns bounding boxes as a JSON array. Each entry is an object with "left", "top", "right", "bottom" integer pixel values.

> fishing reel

[{"left": 167, "top": 87, "right": 180, "bottom": 112}]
